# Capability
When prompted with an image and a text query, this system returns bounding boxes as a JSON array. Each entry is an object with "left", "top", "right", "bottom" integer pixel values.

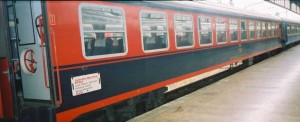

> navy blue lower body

[{"left": 56, "top": 39, "right": 281, "bottom": 112}]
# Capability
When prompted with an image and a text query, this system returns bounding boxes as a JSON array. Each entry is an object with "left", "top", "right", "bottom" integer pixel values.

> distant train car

[
  {"left": 1, "top": 1, "right": 300, "bottom": 122},
  {"left": 280, "top": 18, "right": 300, "bottom": 46}
]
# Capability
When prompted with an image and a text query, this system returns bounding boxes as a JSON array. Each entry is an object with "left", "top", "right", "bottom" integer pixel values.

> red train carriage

[{"left": 1, "top": 1, "right": 300, "bottom": 122}]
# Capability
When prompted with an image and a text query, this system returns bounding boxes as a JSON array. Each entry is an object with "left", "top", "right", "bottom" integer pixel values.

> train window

[
  {"left": 293, "top": 25, "right": 296, "bottom": 34},
  {"left": 274, "top": 23, "right": 278, "bottom": 36},
  {"left": 216, "top": 18, "right": 227, "bottom": 43},
  {"left": 249, "top": 21, "right": 255, "bottom": 40},
  {"left": 262, "top": 22, "right": 266, "bottom": 37},
  {"left": 79, "top": 4, "right": 127, "bottom": 58},
  {"left": 240, "top": 20, "right": 247, "bottom": 40},
  {"left": 256, "top": 21, "right": 261, "bottom": 39},
  {"left": 267, "top": 23, "right": 271, "bottom": 36},
  {"left": 271, "top": 23, "right": 275, "bottom": 37},
  {"left": 230, "top": 19, "right": 238, "bottom": 42},
  {"left": 292, "top": 25, "right": 295, "bottom": 34},
  {"left": 174, "top": 14, "right": 194, "bottom": 48},
  {"left": 141, "top": 11, "right": 168, "bottom": 52},
  {"left": 198, "top": 17, "right": 212, "bottom": 45},
  {"left": 287, "top": 25, "right": 290, "bottom": 34}
]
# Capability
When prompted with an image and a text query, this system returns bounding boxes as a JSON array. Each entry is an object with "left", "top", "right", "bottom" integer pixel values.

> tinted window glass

[
  {"left": 174, "top": 14, "right": 194, "bottom": 48},
  {"left": 249, "top": 21, "right": 255, "bottom": 39},
  {"left": 80, "top": 4, "right": 127, "bottom": 57},
  {"left": 240, "top": 20, "right": 247, "bottom": 40},
  {"left": 230, "top": 19, "right": 238, "bottom": 42},
  {"left": 198, "top": 17, "right": 212, "bottom": 45},
  {"left": 0, "top": 2, "right": 7, "bottom": 58},
  {"left": 271, "top": 23, "right": 275, "bottom": 36},
  {"left": 266, "top": 23, "right": 272, "bottom": 36},
  {"left": 256, "top": 21, "right": 261, "bottom": 38},
  {"left": 216, "top": 18, "right": 227, "bottom": 43},
  {"left": 274, "top": 24, "right": 278, "bottom": 36},
  {"left": 141, "top": 11, "right": 168, "bottom": 51},
  {"left": 262, "top": 22, "right": 266, "bottom": 37}
]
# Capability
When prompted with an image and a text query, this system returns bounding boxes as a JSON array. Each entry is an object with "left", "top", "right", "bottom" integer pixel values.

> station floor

[{"left": 129, "top": 45, "right": 300, "bottom": 122}]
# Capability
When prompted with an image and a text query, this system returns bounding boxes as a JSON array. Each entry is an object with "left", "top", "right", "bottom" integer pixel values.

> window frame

[
  {"left": 198, "top": 16, "right": 213, "bottom": 46},
  {"left": 271, "top": 22, "right": 276, "bottom": 37},
  {"left": 287, "top": 24, "right": 290, "bottom": 35},
  {"left": 240, "top": 20, "right": 248, "bottom": 41},
  {"left": 267, "top": 22, "right": 271, "bottom": 37},
  {"left": 274, "top": 23, "right": 278, "bottom": 37},
  {"left": 292, "top": 25, "right": 295, "bottom": 34},
  {"left": 248, "top": 20, "right": 255, "bottom": 40},
  {"left": 229, "top": 19, "right": 238, "bottom": 43},
  {"left": 78, "top": 3, "right": 128, "bottom": 60},
  {"left": 215, "top": 17, "right": 228, "bottom": 44},
  {"left": 256, "top": 21, "right": 261, "bottom": 39},
  {"left": 140, "top": 10, "right": 170, "bottom": 53},
  {"left": 262, "top": 21, "right": 267, "bottom": 38},
  {"left": 173, "top": 14, "right": 195, "bottom": 49}
]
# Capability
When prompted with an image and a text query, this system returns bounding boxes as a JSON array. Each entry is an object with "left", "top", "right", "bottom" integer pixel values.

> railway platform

[{"left": 129, "top": 44, "right": 300, "bottom": 122}]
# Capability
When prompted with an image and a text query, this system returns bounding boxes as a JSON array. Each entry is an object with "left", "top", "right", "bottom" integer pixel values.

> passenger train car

[{"left": 1, "top": 1, "right": 300, "bottom": 122}]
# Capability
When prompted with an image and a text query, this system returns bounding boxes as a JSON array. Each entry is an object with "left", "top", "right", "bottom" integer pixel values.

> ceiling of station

[
  {"left": 200, "top": 0, "right": 300, "bottom": 22},
  {"left": 268, "top": 0, "right": 300, "bottom": 14}
]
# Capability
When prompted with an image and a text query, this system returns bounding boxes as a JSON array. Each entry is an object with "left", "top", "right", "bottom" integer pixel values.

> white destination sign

[{"left": 71, "top": 73, "right": 101, "bottom": 96}]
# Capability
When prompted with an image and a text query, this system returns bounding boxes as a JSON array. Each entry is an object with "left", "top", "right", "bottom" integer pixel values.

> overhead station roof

[
  {"left": 199, "top": 0, "right": 300, "bottom": 24},
  {"left": 152, "top": 1, "right": 281, "bottom": 21}
]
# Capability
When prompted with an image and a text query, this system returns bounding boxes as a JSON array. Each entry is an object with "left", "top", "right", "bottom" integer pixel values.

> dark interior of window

[{"left": 0, "top": 6, "right": 7, "bottom": 58}]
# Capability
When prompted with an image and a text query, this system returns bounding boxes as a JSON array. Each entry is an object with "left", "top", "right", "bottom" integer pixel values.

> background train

[{"left": 1, "top": 1, "right": 300, "bottom": 122}]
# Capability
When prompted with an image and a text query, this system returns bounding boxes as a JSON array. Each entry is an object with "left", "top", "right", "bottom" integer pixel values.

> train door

[
  {"left": 5, "top": 1, "right": 55, "bottom": 121},
  {"left": 13, "top": 1, "right": 53, "bottom": 101},
  {"left": 0, "top": 1, "right": 13, "bottom": 120},
  {"left": 280, "top": 22, "right": 287, "bottom": 48}
]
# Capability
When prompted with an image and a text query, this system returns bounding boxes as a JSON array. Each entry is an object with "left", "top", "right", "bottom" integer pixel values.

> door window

[{"left": 0, "top": 5, "right": 6, "bottom": 58}]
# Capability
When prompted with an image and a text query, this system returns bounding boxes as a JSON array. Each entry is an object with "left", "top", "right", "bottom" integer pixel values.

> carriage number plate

[{"left": 71, "top": 73, "right": 101, "bottom": 96}]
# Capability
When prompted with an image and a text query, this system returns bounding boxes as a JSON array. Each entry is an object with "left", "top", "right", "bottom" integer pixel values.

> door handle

[
  {"left": 13, "top": 61, "right": 20, "bottom": 74},
  {"left": 2, "top": 70, "right": 9, "bottom": 74}
]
